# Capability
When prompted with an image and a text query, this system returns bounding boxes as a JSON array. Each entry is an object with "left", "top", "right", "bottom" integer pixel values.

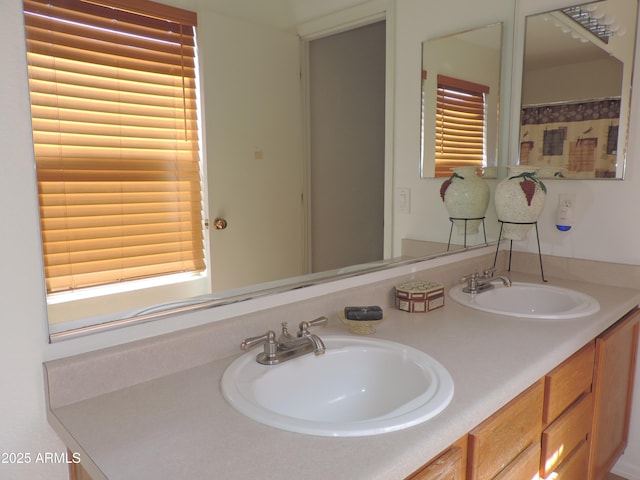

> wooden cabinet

[
  {"left": 540, "top": 342, "right": 595, "bottom": 478},
  {"left": 408, "top": 309, "right": 639, "bottom": 480},
  {"left": 68, "top": 450, "right": 94, "bottom": 480},
  {"left": 407, "top": 437, "right": 467, "bottom": 480},
  {"left": 589, "top": 308, "right": 640, "bottom": 480},
  {"left": 467, "top": 379, "right": 543, "bottom": 480}
]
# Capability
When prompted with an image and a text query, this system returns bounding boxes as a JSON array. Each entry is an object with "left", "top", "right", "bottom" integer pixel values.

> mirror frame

[
  {"left": 51, "top": 244, "right": 497, "bottom": 341},
  {"left": 510, "top": 0, "right": 638, "bottom": 179}
]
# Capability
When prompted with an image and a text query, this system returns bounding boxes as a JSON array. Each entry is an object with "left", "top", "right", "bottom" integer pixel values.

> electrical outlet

[
  {"left": 558, "top": 193, "right": 576, "bottom": 209},
  {"left": 556, "top": 193, "right": 576, "bottom": 231}
]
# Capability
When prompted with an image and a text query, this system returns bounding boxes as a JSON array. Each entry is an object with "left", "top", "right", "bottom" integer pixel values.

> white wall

[
  {"left": 0, "top": 1, "right": 69, "bottom": 477},
  {"left": 3, "top": 0, "right": 640, "bottom": 478},
  {"left": 522, "top": 57, "right": 623, "bottom": 105}
]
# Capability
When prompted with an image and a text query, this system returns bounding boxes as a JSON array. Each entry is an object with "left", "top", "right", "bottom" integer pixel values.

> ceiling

[{"left": 524, "top": 0, "right": 634, "bottom": 72}]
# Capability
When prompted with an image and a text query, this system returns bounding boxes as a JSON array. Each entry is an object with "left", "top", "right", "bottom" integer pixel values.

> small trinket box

[{"left": 395, "top": 281, "right": 445, "bottom": 313}]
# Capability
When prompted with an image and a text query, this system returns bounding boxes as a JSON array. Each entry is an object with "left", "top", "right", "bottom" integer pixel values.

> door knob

[{"left": 213, "top": 218, "right": 228, "bottom": 230}]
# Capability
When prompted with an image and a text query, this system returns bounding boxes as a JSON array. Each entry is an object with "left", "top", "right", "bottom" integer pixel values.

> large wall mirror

[
  {"left": 27, "top": 0, "right": 510, "bottom": 340},
  {"left": 405, "top": 23, "right": 503, "bottom": 257},
  {"left": 27, "top": 0, "right": 436, "bottom": 340},
  {"left": 514, "top": 0, "right": 637, "bottom": 179}
]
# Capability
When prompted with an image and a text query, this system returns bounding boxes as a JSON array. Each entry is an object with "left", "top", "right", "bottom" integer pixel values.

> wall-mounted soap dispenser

[{"left": 556, "top": 194, "right": 575, "bottom": 231}]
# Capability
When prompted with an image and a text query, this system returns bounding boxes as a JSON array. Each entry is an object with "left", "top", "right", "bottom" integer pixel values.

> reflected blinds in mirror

[
  {"left": 435, "top": 75, "right": 489, "bottom": 177},
  {"left": 23, "top": 0, "right": 205, "bottom": 294}
]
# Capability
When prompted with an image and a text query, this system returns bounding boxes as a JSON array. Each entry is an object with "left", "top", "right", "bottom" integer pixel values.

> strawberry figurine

[
  {"left": 494, "top": 167, "right": 547, "bottom": 240},
  {"left": 516, "top": 172, "right": 547, "bottom": 206},
  {"left": 440, "top": 167, "right": 489, "bottom": 236},
  {"left": 439, "top": 172, "right": 462, "bottom": 201}
]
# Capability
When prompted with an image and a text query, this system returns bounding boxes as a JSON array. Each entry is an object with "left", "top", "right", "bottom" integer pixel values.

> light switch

[{"left": 397, "top": 187, "right": 411, "bottom": 214}]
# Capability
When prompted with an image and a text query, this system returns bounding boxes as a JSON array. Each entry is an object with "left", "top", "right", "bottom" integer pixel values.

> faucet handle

[
  {"left": 460, "top": 272, "right": 482, "bottom": 294},
  {"left": 241, "top": 330, "right": 276, "bottom": 351},
  {"left": 241, "top": 330, "right": 278, "bottom": 364},
  {"left": 460, "top": 272, "right": 479, "bottom": 283},
  {"left": 482, "top": 267, "right": 496, "bottom": 278},
  {"left": 297, "top": 316, "right": 328, "bottom": 337}
]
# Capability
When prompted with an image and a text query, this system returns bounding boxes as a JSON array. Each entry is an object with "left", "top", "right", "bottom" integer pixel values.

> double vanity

[{"left": 44, "top": 252, "right": 640, "bottom": 480}]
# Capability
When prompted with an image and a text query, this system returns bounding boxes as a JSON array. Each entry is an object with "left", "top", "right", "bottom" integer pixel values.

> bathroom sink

[
  {"left": 448, "top": 282, "right": 600, "bottom": 319},
  {"left": 221, "top": 336, "right": 454, "bottom": 437}
]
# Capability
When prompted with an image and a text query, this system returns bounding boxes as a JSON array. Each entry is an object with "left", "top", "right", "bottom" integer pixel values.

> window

[
  {"left": 568, "top": 138, "right": 597, "bottom": 173},
  {"left": 542, "top": 127, "right": 567, "bottom": 156},
  {"left": 435, "top": 75, "right": 489, "bottom": 177},
  {"left": 23, "top": 0, "right": 205, "bottom": 295},
  {"left": 607, "top": 125, "right": 619, "bottom": 155}
]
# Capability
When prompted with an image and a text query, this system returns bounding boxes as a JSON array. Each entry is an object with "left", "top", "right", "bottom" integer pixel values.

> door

[
  {"left": 589, "top": 309, "right": 640, "bottom": 480},
  {"left": 309, "top": 21, "right": 386, "bottom": 272},
  {"left": 206, "top": 18, "right": 306, "bottom": 292}
]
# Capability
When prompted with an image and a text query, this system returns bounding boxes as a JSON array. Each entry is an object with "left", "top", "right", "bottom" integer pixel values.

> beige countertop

[{"left": 45, "top": 273, "right": 640, "bottom": 480}]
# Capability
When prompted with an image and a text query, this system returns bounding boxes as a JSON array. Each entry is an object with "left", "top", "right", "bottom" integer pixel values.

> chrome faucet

[
  {"left": 240, "top": 316, "right": 328, "bottom": 365},
  {"left": 460, "top": 268, "right": 511, "bottom": 294}
]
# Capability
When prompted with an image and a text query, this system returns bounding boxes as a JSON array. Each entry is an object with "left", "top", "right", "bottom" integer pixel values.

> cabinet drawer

[
  {"left": 407, "top": 436, "right": 467, "bottom": 480},
  {"left": 541, "top": 392, "right": 593, "bottom": 477},
  {"left": 543, "top": 341, "right": 595, "bottom": 426},
  {"left": 409, "top": 445, "right": 464, "bottom": 480},
  {"left": 546, "top": 439, "right": 589, "bottom": 480},
  {"left": 468, "top": 379, "right": 543, "bottom": 480},
  {"left": 493, "top": 442, "right": 541, "bottom": 480}
]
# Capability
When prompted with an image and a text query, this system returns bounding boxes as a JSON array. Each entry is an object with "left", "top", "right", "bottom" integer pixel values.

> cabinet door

[
  {"left": 467, "top": 380, "right": 543, "bottom": 480},
  {"left": 410, "top": 445, "right": 465, "bottom": 480},
  {"left": 589, "top": 308, "right": 640, "bottom": 480}
]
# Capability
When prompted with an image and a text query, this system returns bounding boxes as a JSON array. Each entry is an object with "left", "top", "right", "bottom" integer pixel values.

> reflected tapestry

[{"left": 519, "top": 99, "right": 620, "bottom": 178}]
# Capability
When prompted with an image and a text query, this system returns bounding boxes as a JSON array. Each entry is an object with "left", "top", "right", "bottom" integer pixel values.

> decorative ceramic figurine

[
  {"left": 494, "top": 166, "right": 547, "bottom": 240},
  {"left": 440, "top": 166, "right": 490, "bottom": 235}
]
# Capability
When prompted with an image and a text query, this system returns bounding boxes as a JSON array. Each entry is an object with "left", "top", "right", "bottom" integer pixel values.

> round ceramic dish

[{"left": 338, "top": 312, "right": 385, "bottom": 335}]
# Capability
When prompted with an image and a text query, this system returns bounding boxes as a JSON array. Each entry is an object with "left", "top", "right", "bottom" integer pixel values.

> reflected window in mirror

[
  {"left": 434, "top": 75, "right": 490, "bottom": 177},
  {"left": 421, "top": 23, "right": 502, "bottom": 179},
  {"left": 517, "top": 0, "right": 638, "bottom": 179},
  {"left": 23, "top": 0, "right": 210, "bottom": 328}
]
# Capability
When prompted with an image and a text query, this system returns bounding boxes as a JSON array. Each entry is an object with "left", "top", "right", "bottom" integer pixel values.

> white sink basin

[
  {"left": 449, "top": 282, "right": 600, "bottom": 319},
  {"left": 221, "top": 336, "right": 454, "bottom": 437}
]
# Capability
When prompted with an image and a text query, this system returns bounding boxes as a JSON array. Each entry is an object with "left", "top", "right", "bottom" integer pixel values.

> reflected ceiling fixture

[{"left": 561, "top": 4, "right": 617, "bottom": 43}]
